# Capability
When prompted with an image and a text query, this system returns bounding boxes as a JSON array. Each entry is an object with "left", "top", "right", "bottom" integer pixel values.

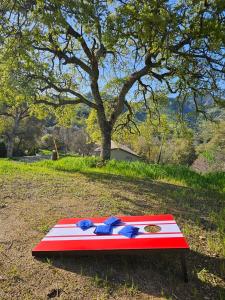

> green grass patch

[
  {"left": 38, "top": 149, "right": 52, "bottom": 155},
  {"left": 0, "top": 159, "right": 54, "bottom": 176},
  {"left": 201, "top": 150, "right": 215, "bottom": 163},
  {"left": 35, "top": 157, "right": 225, "bottom": 193},
  {"left": 1, "top": 156, "right": 225, "bottom": 193}
]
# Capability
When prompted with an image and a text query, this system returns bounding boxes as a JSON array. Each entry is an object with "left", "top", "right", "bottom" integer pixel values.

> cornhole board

[{"left": 32, "top": 214, "right": 189, "bottom": 281}]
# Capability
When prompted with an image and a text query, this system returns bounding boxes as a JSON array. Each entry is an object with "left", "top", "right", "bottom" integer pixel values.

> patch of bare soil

[
  {"left": 0, "top": 172, "right": 224, "bottom": 299},
  {"left": 191, "top": 157, "right": 210, "bottom": 173}
]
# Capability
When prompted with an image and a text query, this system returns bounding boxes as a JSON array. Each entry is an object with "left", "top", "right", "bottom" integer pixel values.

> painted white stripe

[
  {"left": 54, "top": 220, "right": 176, "bottom": 228},
  {"left": 42, "top": 233, "right": 183, "bottom": 241},
  {"left": 46, "top": 224, "right": 181, "bottom": 238}
]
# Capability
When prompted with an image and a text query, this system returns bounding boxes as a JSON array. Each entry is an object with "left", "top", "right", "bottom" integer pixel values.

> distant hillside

[
  {"left": 136, "top": 95, "right": 224, "bottom": 125},
  {"left": 63, "top": 95, "right": 224, "bottom": 127}
]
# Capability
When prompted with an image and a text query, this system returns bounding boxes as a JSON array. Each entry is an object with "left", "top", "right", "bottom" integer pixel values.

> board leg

[{"left": 180, "top": 252, "right": 188, "bottom": 282}]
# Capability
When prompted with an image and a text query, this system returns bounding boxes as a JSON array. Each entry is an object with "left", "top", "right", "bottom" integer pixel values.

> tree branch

[
  {"left": 110, "top": 65, "right": 150, "bottom": 124},
  {"left": 66, "top": 24, "right": 93, "bottom": 62},
  {"left": 35, "top": 98, "right": 95, "bottom": 108},
  {"left": 114, "top": 100, "right": 140, "bottom": 135},
  {"left": 33, "top": 45, "right": 92, "bottom": 75},
  {"left": 31, "top": 75, "right": 97, "bottom": 109},
  {"left": 0, "top": 112, "right": 14, "bottom": 118}
]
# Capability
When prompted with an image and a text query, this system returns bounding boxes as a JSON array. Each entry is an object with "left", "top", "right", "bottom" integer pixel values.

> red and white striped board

[{"left": 32, "top": 214, "right": 189, "bottom": 256}]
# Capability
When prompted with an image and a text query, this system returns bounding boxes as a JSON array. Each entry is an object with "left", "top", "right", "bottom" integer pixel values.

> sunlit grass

[
  {"left": 0, "top": 156, "right": 225, "bottom": 193},
  {"left": 35, "top": 157, "right": 225, "bottom": 193}
]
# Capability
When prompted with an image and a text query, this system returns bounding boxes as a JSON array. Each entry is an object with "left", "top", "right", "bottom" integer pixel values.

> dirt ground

[{"left": 0, "top": 170, "right": 224, "bottom": 299}]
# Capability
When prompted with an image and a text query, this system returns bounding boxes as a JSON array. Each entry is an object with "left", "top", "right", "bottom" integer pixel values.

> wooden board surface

[{"left": 32, "top": 214, "right": 189, "bottom": 255}]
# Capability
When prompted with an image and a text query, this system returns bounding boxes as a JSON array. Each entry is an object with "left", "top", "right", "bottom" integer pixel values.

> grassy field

[{"left": 0, "top": 157, "right": 224, "bottom": 299}]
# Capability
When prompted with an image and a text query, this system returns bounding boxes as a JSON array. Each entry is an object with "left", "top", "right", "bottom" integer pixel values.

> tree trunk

[
  {"left": 157, "top": 136, "right": 164, "bottom": 164},
  {"left": 6, "top": 115, "right": 20, "bottom": 158},
  {"left": 157, "top": 143, "right": 163, "bottom": 164},
  {"left": 100, "top": 125, "right": 112, "bottom": 161},
  {"left": 7, "top": 135, "right": 15, "bottom": 158}
]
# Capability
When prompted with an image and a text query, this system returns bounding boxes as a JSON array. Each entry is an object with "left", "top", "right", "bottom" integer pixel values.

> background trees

[
  {"left": 0, "top": 54, "right": 50, "bottom": 157},
  {"left": 0, "top": 102, "right": 29, "bottom": 157},
  {"left": 193, "top": 118, "right": 225, "bottom": 171},
  {"left": 0, "top": 59, "right": 33, "bottom": 157}
]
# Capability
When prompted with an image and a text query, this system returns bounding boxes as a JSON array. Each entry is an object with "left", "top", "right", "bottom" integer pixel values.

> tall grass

[
  {"left": 35, "top": 157, "right": 225, "bottom": 192},
  {"left": 36, "top": 156, "right": 99, "bottom": 172},
  {"left": 0, "top": 156, "right": 224, "bottom": 193},
  {"left": 0, "top": 159, "right": 53, "bottom": 175}
]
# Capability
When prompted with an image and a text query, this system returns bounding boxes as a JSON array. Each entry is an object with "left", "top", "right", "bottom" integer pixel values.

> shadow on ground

[
  {"left": 81, "top": 171, "right": 224, "bottom": 232},
  {"left": 36, "top": 250, "right": 225, "bottom": 300}
]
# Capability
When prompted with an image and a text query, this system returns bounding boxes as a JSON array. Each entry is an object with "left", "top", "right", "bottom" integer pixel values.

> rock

[{"left": 47, "top": 288, "right": 62, "bottom": 298}]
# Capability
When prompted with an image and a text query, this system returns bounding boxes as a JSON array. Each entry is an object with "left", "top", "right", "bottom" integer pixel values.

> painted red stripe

[
  {"left": 33, "top": 237, "right": 189, "bottom": 252},
  {"left": 57, "top": 215, "right": 175, "bottom": 225}
]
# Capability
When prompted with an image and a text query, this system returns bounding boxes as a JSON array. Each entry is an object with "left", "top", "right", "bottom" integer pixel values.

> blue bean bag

[
  {"left": 76, "top": 219, "right": 93, "bottom": 230},
  {"left": 118, "top": 225, "right": 139, "bottom": 238},
  {"left": 103, "top": 216, "right": 121, "bottom": 226},
  {"left": 94, "top": 225, "right": 112, "bottom": 235}
]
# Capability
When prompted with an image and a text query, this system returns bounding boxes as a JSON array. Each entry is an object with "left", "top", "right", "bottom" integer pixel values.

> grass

[
  {"left": 36, "top": 157, "right": 225, "bottom": 192},
  {"left": 1, "top": 156, "right": 224, "bottom": 192},
  {"left": 201, "top": 150, "right": 215, "bottom": 163},
  {"left": 0, "top": 156, "right": 224, "bottom": 299},
  {"left": 37, "top": 149, "right": 52, "bottom": 156}
]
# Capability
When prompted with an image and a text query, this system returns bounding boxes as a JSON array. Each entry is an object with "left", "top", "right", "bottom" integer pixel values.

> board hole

[{"left": 144, "top": 225, "right": 161, "bottom": 233}]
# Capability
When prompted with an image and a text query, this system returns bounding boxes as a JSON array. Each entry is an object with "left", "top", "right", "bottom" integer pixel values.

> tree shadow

[
  {"left": 80, "top": 171, "right": 223, "bottom": 232},
  {"left": 36, "top": 249, "right": 225, "bottom": 300}
]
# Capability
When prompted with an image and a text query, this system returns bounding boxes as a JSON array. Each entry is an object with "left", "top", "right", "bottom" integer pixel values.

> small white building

[{"left": 94, "top": 141, "right": 140, "bottom": 161}]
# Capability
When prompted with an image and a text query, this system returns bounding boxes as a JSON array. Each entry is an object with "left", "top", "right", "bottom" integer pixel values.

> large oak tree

[{"left": 2, "top": 0, "right": 225, "bottom": 160}]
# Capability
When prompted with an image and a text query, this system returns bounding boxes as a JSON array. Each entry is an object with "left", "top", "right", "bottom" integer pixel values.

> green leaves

[{"left": 0, "top": 0, "right": 224, "bottom": 159}]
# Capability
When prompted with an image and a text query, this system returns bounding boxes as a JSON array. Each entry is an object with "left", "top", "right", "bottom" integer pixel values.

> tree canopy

[{"left": 1, "top": 0, "right": 225, "bottom": 159}]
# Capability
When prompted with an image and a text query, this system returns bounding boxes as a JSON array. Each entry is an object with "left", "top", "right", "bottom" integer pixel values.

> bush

[
  {"left": 13, "top": 148, "right": 25, "bottom": 157},
  {"left": 40, "top": 133, "right": 64, "bottom": 151},
  {"left": 40, "top": 134, "right": 55, "bottom": 149}
]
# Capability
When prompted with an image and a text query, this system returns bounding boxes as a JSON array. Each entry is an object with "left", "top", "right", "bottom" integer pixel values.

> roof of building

[{"left": 95, "top": 140, "right": 140, "bottom": 157}]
